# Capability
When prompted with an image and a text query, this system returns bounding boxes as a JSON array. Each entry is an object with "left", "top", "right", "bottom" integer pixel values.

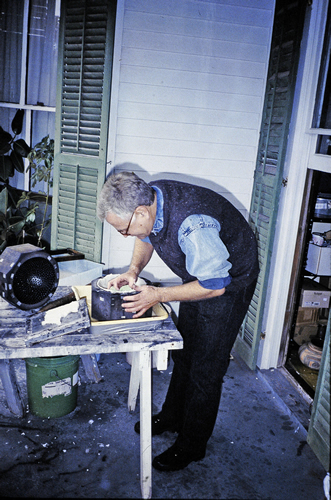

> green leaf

[
  {"left": 10, "top": 149, "right": 24, "bottom": 173},
  {"left": 11, "top": 109, "right": 24, "bottom": 135},
  {"left": 43, "top": 218, "right": 51, "bottom": 229},
  {"left": 0, "top": 187, "right": 8, "bottom": 214},
  {"left": 0, "top": 126, "right": 13, "bottom": 149},
  {"left": 9, "top": 218, "right": 26, "bottom": 236},
  {"left": 0, "top": 155, "right": 15, "bottom": 181},
  {"left": 16, "top": 191, "right": 30, "bottom": 207},
  {"left": 26, "top": 211, "right": 36, "bottom": 223},
  {"left": 0, "top": 143, "right": 11, "bottom": 155},
  {"left": 0, "top": 239, "right": 8, "bottom": 252},
  {"left": 13, "top": 139, "right": 31, "bottom": 158},
  {"left": 33, "top": 140, "right": 43, "bottom": 150}
]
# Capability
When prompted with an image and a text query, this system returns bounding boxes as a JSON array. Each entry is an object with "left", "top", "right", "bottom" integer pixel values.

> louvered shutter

[
  {"left": 234, "top": 0, "right": 307, "bottom": 369},
  {"left": 51, "top": 0, "right": 116, "bottom": 261},
  {"left": 307, "top": 312, "right": 330, "bottom": 472}
]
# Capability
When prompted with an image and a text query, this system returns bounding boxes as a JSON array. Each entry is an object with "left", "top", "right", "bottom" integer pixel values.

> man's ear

[{"left": 135, "top": 205, "right": 150, "bottom": 218}]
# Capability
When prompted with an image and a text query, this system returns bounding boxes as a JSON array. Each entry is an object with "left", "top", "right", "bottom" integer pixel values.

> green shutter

[
  {"left": 51, "top": 0, "right": 116, "bottom": 261},
  {"left": 307, "top": 312, "right": 330, "bottom": 472},
  {"left": 234, "top": 0, "right": 307, "bottom": 369}
]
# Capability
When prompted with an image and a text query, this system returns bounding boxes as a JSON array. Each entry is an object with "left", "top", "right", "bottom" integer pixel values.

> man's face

[{"left": 105, "top": 208, "right": 153, "bottom": 240}]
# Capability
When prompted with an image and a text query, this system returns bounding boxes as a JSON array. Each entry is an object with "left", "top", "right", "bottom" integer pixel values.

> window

[
  {"left": 312, "top": 3, "right": 331, "bottom": 158},
  {"left": 0, "top": 0, "right": 60, "bottom": 190}
]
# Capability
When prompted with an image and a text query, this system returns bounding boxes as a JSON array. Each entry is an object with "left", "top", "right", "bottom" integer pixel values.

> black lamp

[{"left": 0, "top": 244, "right": 59, "bottom": 310}]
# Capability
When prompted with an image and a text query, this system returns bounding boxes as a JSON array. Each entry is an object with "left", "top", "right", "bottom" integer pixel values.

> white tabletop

[{"left": 0, "top": 286, "right": 183, "bottom": 359}]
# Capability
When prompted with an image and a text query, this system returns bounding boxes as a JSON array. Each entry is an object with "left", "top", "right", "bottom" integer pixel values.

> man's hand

[
  {"left": 122, "top": 285, "right": 161, "bottom": 318},
  {"left": 107, "top": 270, "right": 137, "bottom": 290},
  {"left": 121, "top": 279, "right": 226, "bottom": 318}
]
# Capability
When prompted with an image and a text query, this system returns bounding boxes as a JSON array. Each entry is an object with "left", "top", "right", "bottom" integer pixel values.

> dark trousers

[{"left": 161, "top": 280, "right": 257, "bottom": 452}]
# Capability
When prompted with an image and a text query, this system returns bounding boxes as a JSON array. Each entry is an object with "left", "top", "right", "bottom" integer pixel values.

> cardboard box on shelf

[
  {"left": 300, "top": 279, "right": 331, "bottom": 308},
  {"left": 296, "top": 306, "right": 320, "bottom": 325},
  {"left": 294, "top": 306, "right": 320, "bottom": 345},
  {"left": 306, "top": 243, "right": 331, "bottom": 276}
]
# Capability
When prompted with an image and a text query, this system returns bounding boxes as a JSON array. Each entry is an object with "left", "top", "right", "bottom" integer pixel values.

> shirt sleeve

[{"left": 178, "top": 214, "right": 232, "bottom": 290}]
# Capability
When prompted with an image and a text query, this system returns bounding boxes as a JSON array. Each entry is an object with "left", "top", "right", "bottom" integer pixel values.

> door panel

[
  {"left": 307, "top": 311, "right": 330, "bottom": 472},
  {"left": 235, "top": 0, "right": 307, "bottom": 369},
  {"left": 51, "top": 0, "right": 116, "bottom": 261}
]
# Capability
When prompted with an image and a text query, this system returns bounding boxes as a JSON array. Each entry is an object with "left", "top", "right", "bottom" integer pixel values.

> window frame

[
  {"left": 0, "top": 0, "right": 60, "bottom": 190},
  {"left": 307, "top": 2, "right": 331, "bottom": 174}
]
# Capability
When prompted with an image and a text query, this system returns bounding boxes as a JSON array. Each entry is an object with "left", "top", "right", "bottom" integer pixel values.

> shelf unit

[{"left": 285, "top": 171, "right": 331, "bottom": 398}]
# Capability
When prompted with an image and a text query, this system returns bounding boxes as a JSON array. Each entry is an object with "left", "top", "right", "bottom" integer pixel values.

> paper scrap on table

[{"left": 42, "top": 301, "right": 79, "bottom": 326}]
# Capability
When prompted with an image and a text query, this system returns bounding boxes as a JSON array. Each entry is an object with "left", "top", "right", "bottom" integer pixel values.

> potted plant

[
  {"left": 18, "top": 135, "right": 54, "bottom": 247},
  {"left": 0, "top": 110, "right": 54, "bottom": 253}
]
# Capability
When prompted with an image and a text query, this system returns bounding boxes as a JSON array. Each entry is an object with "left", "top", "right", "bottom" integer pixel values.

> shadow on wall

[{"left": 107, "top": 162, "right": 248, "bottom": 216}]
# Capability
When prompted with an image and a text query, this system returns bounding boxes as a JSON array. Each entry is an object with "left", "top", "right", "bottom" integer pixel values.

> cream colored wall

[{"left": 104, "top": 0, "right": 275, "bottom": 282}]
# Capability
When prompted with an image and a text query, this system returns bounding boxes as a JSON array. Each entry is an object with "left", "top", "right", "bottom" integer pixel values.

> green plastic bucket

[{"left": 25, "top": 355, "right": 80, "bottom": 418}]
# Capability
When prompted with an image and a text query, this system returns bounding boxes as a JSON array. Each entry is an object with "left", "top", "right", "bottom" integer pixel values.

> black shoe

[
  {"left": 134, "top": 413, "right": 179, "bottom": 436},
  {"left": 152, "top": 442, "right": 206, "bottom": 472}
]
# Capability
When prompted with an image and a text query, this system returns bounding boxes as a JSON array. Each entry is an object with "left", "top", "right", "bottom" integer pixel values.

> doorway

[{"left": 283, "top": 170, "right": 331, "bottom": 398}]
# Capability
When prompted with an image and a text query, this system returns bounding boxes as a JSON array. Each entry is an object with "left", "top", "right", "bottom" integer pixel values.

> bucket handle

[{"left": 50, "top": 369, "right": 72, "bottom": 389}]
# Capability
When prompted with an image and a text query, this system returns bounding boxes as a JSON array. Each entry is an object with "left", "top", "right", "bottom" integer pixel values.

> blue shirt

[{"left": 142, "top": 186, "right": 232, "bottom": 290}]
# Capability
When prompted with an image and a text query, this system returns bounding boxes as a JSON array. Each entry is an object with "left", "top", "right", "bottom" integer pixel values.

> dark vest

[{"left": 148, "top": 180, "right": 259, "bottom": 292}]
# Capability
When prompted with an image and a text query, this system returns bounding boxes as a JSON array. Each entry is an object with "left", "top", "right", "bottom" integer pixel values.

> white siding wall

[{"left": 103, "top": 0, "right": 275, "bottom": 282}]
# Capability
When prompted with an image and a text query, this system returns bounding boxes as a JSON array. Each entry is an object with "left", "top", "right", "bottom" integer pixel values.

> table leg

[
  {"left": 154, "top": 349, "right": 168, "bottom": 370},
  {"left": 128, "top": 350, "right": 168, "bottom": 412},
  {"left": 128, "top": 352, "right": 140, "bottom": 412},
  {"left": 0, "top": 359, "right": 25, "bottom": 417},
  {"left": 139, "top": 351, "right": 152, "bottom": 499}
]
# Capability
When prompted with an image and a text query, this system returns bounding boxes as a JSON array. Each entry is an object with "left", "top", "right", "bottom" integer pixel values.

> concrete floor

[{"left": 0, "top": 351, "right": 327, "bottom": 499}]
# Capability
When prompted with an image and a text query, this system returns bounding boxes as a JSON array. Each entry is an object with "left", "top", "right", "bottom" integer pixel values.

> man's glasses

[{"left": 118, "top": 210, "right": 135, "bottom": 235}]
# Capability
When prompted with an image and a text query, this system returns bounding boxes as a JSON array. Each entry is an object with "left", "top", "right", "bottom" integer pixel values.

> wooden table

[{"left": 0, "top": 287, "right": 183, "bottom": 499}]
